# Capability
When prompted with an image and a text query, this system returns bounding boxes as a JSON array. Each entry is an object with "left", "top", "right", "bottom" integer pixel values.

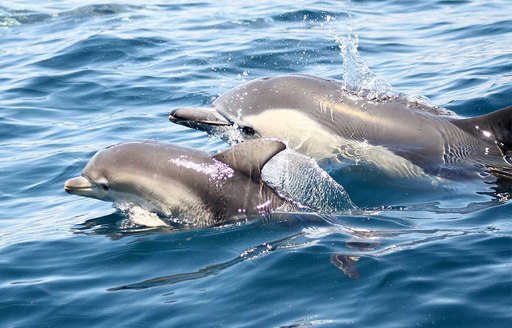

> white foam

[{"left": 116, "top": 203, "right": 168, "bottom": 227}]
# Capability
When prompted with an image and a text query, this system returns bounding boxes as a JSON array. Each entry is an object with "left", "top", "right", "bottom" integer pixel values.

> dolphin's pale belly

[{"left": 243, "top": 109, "right": 429, "bottom": 178}]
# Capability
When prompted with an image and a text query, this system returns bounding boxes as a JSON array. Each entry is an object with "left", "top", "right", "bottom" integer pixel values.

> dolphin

[
  {"left": 169, "top": 74, "right": 511, "bottom": 181},
  {"left": 64, "top": 139, "right": 293, "bottom": 226}
]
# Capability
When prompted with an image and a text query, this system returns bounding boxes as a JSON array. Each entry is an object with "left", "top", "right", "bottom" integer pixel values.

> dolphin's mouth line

[
  {"left": 64, "top": 185, "right": 92, "bottom": 191},
  {"left": 168, "top": 113, "right": 228, "bottom": 126}
]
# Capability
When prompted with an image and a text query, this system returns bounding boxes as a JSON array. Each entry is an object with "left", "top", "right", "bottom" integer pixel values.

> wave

[{"left": 0, "top": 3, "right": 138, "bottom": 27}]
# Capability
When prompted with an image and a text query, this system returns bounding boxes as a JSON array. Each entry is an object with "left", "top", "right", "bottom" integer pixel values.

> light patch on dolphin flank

[
  {"left": 243, "top": 109, "right": 343, "bottom": 159},
  {"left": 243, "top": 109, "right": 428, "bottom": 179}
]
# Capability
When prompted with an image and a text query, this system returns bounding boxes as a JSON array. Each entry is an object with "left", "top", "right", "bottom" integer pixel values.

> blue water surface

[{"left": 1, "top": 1, "right": 511, "bottom": 327}]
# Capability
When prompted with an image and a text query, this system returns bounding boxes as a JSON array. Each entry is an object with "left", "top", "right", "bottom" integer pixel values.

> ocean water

[{"left": 1, "top": 0, "right": 511, "bottom": 327}]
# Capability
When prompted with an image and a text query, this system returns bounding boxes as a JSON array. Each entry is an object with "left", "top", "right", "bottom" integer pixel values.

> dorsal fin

[
  {"left": 213, "top": 139, "right": 286, "bottom": 181},
  {"left": 452, "top": 106, "right": 512, "bottom": 156}
]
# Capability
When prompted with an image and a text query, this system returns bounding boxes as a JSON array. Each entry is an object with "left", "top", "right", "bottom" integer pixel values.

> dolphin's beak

[
  {"left": 169, "top": 107, "right": 258, "bottom": 142},
  {"left": 169, "top": 108, "right": 231, "bottom": 132},
  {"left": 64, "top": 176, "right": 95, "bottom": 196}
]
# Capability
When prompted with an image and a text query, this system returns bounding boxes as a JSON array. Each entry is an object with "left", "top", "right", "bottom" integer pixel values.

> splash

[
  {"left": 261, "top": 148, "right": 356, "bottom": 213},
  {"left": 115, "top": 203, "right": 167, "bottom": 227},
  {"left": 317, "top": 12, "right": 449, "bottom": 112},
  {"left": 0, "top": 16, "right": 21, "bottom": 27},
  {"left": 169, "top": 156, "right": 234, "bottom": 181},
  {"left": 321, "top": 13, "right": 397, "bottom": 99}
]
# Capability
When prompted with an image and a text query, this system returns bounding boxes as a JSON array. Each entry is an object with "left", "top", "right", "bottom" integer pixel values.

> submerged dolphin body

[
  {"left": 169, "top": 75, "right": 511, "bottom": 181},
  {"left": 64, "top": 139, "right": 293, "bottom": 226}
]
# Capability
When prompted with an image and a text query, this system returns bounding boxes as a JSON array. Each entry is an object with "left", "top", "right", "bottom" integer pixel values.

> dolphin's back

[{"left": 214, "top": 75, "right": 345, "bottom": 116}]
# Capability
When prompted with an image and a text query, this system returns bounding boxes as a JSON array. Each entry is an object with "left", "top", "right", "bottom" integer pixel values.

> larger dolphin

[
  {"left": 64, "top": 139, "right": 293, "bottom": 226},
  {"left": 169, "top": 75, "right": 511, "bottom": 180}
]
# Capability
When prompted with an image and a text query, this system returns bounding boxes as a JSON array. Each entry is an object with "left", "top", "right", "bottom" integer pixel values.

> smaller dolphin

[
  {"left": 169, "top": 75, "right": 511, "bottom": 181},
  {"left": 64, "top": 139, "right": 293, "bottom": 226}
]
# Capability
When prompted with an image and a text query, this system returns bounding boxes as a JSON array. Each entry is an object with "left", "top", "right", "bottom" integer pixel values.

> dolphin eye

[
  {"left": 242, "top": 126, "right": 256, "bottom": 136},
  {"left": 100, "top": 183, "right": 109, "bottom": 191}
]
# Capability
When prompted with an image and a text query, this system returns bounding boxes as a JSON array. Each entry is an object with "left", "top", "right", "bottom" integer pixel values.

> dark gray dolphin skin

[
  {"left": 169, "top": 74, "right": 511, "bottom": 181},
  {"left": 64, "top": 139, "right": 292, "bottom": 226}
]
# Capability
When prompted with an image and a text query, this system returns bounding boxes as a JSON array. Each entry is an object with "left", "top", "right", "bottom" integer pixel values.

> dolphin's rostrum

[{"left": 64, "top": 139, "right": 293, "bottom": 226}]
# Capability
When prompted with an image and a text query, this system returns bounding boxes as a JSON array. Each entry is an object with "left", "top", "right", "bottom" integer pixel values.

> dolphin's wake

[{"left": 262, "top": 148, "right": 356, "bottom": 213}]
